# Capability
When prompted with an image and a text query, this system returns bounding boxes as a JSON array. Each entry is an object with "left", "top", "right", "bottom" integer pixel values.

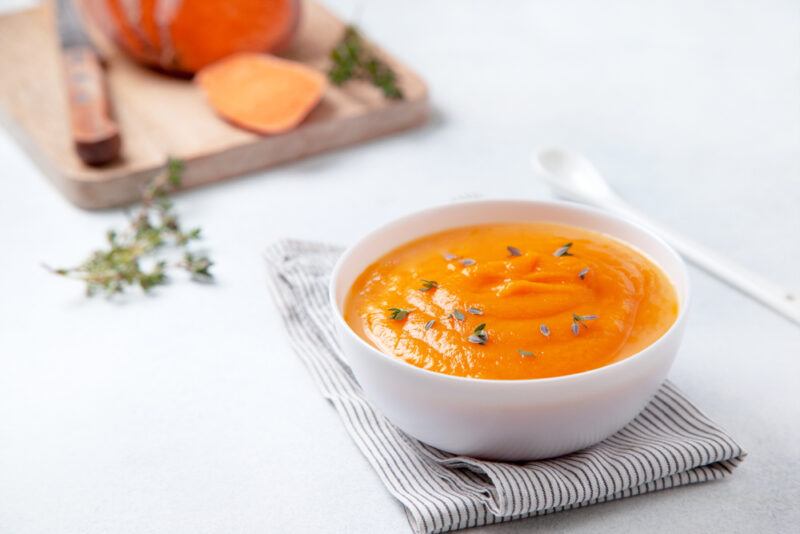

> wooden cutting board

[{"left": 0, "top": 1, "right": 428, "bottom": 209}]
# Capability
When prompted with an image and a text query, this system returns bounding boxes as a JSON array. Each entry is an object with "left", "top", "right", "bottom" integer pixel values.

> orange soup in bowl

[{"left": 344, "top": 222, "right": 679, "bottom": 380}]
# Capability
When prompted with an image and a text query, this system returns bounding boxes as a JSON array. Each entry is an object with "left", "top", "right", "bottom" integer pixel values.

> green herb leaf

[
  {"left": 328, "top": 25, "right": 404, "bottom": 100},
  {"left": 518, "top": 349, "right": 535, "bottom": 357},
  {"left": 467, "top": 306, "right": 483, "bottom": 316},
  {"left": 539, "top": 323, "right": 550, "bottom": 338},
  {"left": 424, "top": 319, "right": 436, "bottom": 330},
  {"left": 460, "top": 258, "right": 476, "bottom": 266},
  {"left": 468, "top": 323, "right": 488, "bottom": 345},
  {"left": 166, "top": 157, "right": 184, "bottom": 187},
  {"left": 578, "top": 267, "right": 590, "bottom": 280},
  {"left": 443, "top": 252, "right": 459, "bottom": 261},
  {"left": 388, "top": 307, "right": 411, "bottom": 320},
  {"left": 507, "top": 245, "right": 522, "bottom": 257},
  {"left": 452, "top": 309, "right": 466, "bottom": 321},
  {"left": 571, "top": 313, "right": 598, "bottom": 335},
  {"left": 419, "top": 279, "right": 438, "bottom": 292},
  {"left": 553, "top": 242, "right": 574, "bottom": 257},
  {"left": 180, "top": 252, "right": 213, "bottom": 281}
]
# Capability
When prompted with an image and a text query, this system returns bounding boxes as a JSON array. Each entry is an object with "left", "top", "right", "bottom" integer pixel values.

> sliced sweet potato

[{"left": 196, "top": 53, "right": 327, "bottom": 135}]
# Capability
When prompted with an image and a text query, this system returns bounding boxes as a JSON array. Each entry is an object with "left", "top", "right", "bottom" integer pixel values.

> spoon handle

[{"left": 604, "top": 199, "right": 800, "bottom": 326}]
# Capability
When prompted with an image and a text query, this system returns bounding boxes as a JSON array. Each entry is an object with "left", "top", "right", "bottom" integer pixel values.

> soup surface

[{"left": 344, "top": 223, "right": 679, "bottom": 380}]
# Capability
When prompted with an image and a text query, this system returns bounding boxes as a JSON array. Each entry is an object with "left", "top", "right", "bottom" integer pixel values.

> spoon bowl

[{"left": 534, "top": 148, "right": 619, "bottom": 203}]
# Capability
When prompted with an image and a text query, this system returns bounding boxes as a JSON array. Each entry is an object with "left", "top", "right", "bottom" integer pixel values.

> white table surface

[{"left": 1, "top": 0, "right": 798, "bottom": 532}]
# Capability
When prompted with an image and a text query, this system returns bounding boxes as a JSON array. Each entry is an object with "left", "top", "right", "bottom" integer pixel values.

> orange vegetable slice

[{"left": 196, "top": 53, "right": 327, "bottom": 135}]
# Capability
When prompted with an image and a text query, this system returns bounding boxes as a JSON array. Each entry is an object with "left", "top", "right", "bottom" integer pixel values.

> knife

[{"left": 56, "top": 0, "right": 121, "bottom": 166}]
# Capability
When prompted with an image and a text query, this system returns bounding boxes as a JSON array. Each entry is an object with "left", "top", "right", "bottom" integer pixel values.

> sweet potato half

[{"left": 196, "top": 53, "right": 327, "bottom": 135}]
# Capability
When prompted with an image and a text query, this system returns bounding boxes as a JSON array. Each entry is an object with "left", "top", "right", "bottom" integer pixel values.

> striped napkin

[{"left": 265, "top": 240, "right": 746, "bottom": 534}]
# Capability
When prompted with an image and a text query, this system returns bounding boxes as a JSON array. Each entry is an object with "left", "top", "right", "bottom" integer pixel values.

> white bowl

[{"left": 329, "top": 200, "right": 689, "bottom": 461}]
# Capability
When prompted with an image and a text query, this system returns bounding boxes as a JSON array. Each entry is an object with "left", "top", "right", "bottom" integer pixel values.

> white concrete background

[{"left": 1, "top": 0, "right": 798, "bottom": 532}]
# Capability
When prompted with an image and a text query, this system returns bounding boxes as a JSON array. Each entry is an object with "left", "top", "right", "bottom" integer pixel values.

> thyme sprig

[
  {"left": 328, "top": 25, "right": 404, "bottom": 100},
  {"left": 578, "top": 267, "right": 590, "bottom": 280},
  {"left": 46, "top": 159, "right": 213, "bottom": 297},
  {"left": 507, "top": 245, "right": 522, "bottom": 257},
  {"left": 518, "top": 349, "right": 535, "bottom": 358}
]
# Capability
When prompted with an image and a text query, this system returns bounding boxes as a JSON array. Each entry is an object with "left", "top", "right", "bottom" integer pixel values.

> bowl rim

[{"left": 329, "top": 198, "right": 690, "bottom": 386}]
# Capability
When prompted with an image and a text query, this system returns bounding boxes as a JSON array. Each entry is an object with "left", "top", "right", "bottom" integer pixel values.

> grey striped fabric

[{"left": 265, "top": 239, "right": 746, "bottom": 534}]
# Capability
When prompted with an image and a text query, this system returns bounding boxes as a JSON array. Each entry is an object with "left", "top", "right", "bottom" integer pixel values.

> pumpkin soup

[{"left": 344, "top": 223, "right": 678, "bottom": 380}]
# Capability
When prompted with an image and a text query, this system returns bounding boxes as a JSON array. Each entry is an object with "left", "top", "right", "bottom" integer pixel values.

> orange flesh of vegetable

[
  {"left": 80, "top": 0, "right": 299, "bottom": 73},
  {"left": 344, "top": 223, "right": 679, "bottom": 380},
  {"left": 138, "top": 0, "right": 161, "bottom": 52},
  {"left": 196, "top": 53, "right": 326, "bottom": 134},
  {"left": 168, "top": 0, "right": 298, "bottom": 73},
  {"left": 104, "top": 0, "right": 155, "bottom": 61}
]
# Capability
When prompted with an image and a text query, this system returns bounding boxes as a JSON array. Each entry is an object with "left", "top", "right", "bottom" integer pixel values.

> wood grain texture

[
  {"left": 0, "top": 0, "right": 429, "bottom": 209},
  {"left": 62, "top": 46, "right": 121, "bottom": 165}
]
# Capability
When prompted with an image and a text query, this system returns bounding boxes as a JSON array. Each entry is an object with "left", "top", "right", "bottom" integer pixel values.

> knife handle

[{"left": 63, "top": 46, "right": 121, "bottom": 166}]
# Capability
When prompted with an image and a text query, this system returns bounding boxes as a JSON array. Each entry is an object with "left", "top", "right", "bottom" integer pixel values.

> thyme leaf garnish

[
  {"left": 460, "top": 258, "right": 476, "bottom": 267},
  {"left": 467, "top": 306, "right": 483, "bottom": 316},
  {"left": 468, "top": 323, "right": 488, "bottom": 345},
  {"left": 518, "top": 349, "right": 535, "bottom": 357},
  {"left": 578, "top": 267, "right": 590, "bottom": 280},
  {"left": 424, "top": 319, "right": 436, "bottom": 330},
  {"left": 388, "top": 307, "right": 411, "bottom": 320},
  {"left": 419, "top": 279, "right": 438, "bottom": 292},
  {"left": 571, "top": 313, "right": 598, "bottom": 335},
  {"left": 443, "top": 252, "right": 459, "bottom": 261},
  {"left": 539, "top": 323, "right": 550, "bottom": 338},
  {"left": 553, "top": 242, "right": 574, "bottom": 257},
  {"left": 507, "top": 245, "right": 522, "bottom": 257},
  {"left": 452, "top": 309, "right": 466, "bottom": 321}
]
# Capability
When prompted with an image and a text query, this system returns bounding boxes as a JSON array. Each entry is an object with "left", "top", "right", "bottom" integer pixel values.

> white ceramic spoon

[{"left": 533, "top": 147, "right": 800, "bottom": 326}]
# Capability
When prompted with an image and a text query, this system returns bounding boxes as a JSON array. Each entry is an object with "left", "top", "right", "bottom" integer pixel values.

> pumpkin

[{"left": 78, "top": 0, "right": 301, "bottom": 74}]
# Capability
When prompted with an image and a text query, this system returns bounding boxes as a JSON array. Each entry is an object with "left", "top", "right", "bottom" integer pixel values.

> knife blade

[{"left": 56, "top": 0, "right": 121, "bottom": 166}]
